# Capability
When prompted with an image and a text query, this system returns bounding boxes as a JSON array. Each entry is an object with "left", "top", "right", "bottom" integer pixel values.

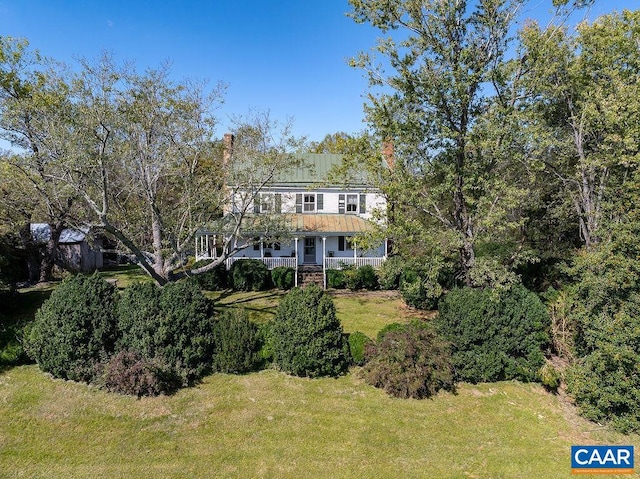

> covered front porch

[{"left": 194, "top": 214, "right": 387, "bottom": 288}]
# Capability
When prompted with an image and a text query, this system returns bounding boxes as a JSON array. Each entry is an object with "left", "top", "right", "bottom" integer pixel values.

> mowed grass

[
  {"left": 2, "top": 365, "right": 639, "bottom": 479},
  {"left": 3, "top": 268, "right": 640, "bottom": 478}
]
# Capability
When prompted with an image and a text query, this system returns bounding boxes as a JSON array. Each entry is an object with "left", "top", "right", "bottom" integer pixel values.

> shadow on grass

[{"left": 1, "top": 287, "right": 53, "bottom": 372}]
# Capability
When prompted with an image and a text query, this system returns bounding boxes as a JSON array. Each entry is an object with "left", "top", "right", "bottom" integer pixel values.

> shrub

[
  {"left": 376, "top": 256, "right": 405, "bottom": 290},
  {"left": 327, "top": 269, "right": 346, "bottom": 289},
  {"left": 118, "top": 280, "right": 216, "bottom": 386},
  {"left": 376, "top": 322, "right": 407, "bottom": 342},
  {"left": 116, "top": 282, "right": 162, "bottom": 356},
  {"left": 357, "top": 265, "right": 379, "bottom": 290},
  {"left": 212, "top": 309, "right": 262, "bottom": 373},
  {"left": 191, "top": 260, "right": 228, "bottom": 291},
  {"left": 436, "top": 284, "right": 550, "bottom": 383},
  {"left": 343, "top": 268, "right": 361, "bottom": 290},
  {"left": 271, "top": 266, "right": 295, "bottom": 290},
  {"left": 362, "top": 321, "right": 455, "bottom": 399},
  {"left": 230, "top": 259, "right": 271, "bottom": 291},
  {"left": 400, "top": 275, "right": 442, "bottom": 310},
  {"left": 257, "top": 321, "right": 275, "bottom": 365},
  {"left": 565, "top": 293, "right": 640, "bottom": 433},
  {"left": 101, "top": 350, "right": 180, "bottom": 397},
  {"left": 539, "top": 361, "right": 561, "bottom": 393},
  {"left": 272, "top": 284, "right": 348, "bottom": 377},
  {"left": 26, "top": 274, "right": 118, "bottom": 382},
  {"left": 347, "top": 331, "right": 373, "bottom": 366},
  {"left": 156, "top": 280, "right": 216, "bottom": 384}
]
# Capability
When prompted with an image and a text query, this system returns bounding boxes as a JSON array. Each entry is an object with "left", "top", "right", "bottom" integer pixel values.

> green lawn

[
  {"left": 2, "top": 268, "right": 639, "bottom": 478},
  {"left": 1, "top": 365, "right": 638, "bottom": 478}
]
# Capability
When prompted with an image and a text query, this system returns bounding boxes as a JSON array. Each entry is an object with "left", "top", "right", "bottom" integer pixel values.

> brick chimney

[
  {"left": 382, "top": 138, "right": 394, "bottom": 170},
  {"left": 223, "top": 133, "right": 234, "bottom": 166}
]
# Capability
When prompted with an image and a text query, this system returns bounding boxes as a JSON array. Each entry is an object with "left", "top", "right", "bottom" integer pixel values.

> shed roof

[{"left": 31, "top": 223, "right": 89, "bottom": 244}]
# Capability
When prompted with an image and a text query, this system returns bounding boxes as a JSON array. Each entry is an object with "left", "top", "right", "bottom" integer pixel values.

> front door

[{"left": 304, "top": 237, "right": 316, "bottom": 264}]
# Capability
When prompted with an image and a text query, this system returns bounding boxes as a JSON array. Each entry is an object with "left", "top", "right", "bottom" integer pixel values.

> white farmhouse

[{"left": 195, "top": 134, "right": 389, "bottom": 287}]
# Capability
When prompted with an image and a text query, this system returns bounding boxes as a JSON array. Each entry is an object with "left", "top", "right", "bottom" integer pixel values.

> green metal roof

[{"left": 269, "top": 153, "right": 369, "bottom": 187}]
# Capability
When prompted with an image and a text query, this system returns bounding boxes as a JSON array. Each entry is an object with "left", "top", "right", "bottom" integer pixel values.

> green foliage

[
  {"left": 101, "top": 350, "right": 180, "bottom": 397},
  {"left": 272, "top": 285, "right": 348, "bottom": 377},
  {"left": 271, "top": 266, "right": 295, "bottom": 290},
  {"left": 347, "top": 331, "right": 372, "bottom": 366},
  {"left": 117, "top": 280, "right": 215, "bottom": 385},
  {"left": 190, "top": 260, "right": 228, "bottom": 291},
  {"left": 566, "top": 293, "right": 640, "bottom": 433},
  {"left": 116, "top": 282, "right": 162, "bottom": 356},
  {"left": 343, "top": 268, "right": 360, "bottom": 290},
  {"left": 212, "top": 309, "right": 262, "bottom": 374},
  {"left": 155, "top": 281, "right": 215, "bottom": 384},
  {"left": 538, "top": 361, "right": 561, "bottom": 393},
  {"left": 436, "top": 285, "right": 550, "bottom": 383},
  {"left": 230, "top": 259, "right": 271, "bottom": 291},
  {"left": 376, "top": 256, "right": 405, "bottom": 290},
  {"left": 376, "top": 322, "right": 407, "bottom": 343},
  {"left": 400, "top": 274, "right": 442, "bottom": 310},
  {"left": 26, "top": 274, "right": 118, "bottom": 382},
  {"left": 327, "top": 269, "right": 346, "bottom": 289},
  {"left": 362, "top": 321, "right": 455, "bottom": 399}
]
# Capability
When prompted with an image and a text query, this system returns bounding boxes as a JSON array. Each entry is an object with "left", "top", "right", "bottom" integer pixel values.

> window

[
  {"left": 297, "top": 193, "right": 323, "bottom": 213},
  {"left": 261, "top": 194, "right": 273, "bottom": 213},
  {"left": 303, "top": 194, "right": 315, "bottom": 212},
  {"left": 346, "top": 194, "right": 358, "bottom": 213}
]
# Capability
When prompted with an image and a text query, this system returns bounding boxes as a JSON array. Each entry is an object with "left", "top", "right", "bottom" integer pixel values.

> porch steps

[{"left": 298, "top": 265, "right": 324, "bottom": 288}]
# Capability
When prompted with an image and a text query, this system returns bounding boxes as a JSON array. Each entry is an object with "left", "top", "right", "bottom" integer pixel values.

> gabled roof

[{"left": 269, "top": 153, "right": 369, "bottom": 187}]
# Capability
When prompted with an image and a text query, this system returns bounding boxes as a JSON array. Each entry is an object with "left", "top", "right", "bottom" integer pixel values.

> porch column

[
  {"left": 322, "top": 236, "right": 327, "bottom": 290},
  {"left": 260, "top": 237, "right": 264, "bottom": 259},
  {"left": 384, "top": 238, "right": 388, "bottom": 259},
  {"left": 354, "top": 240, "right": 357, "bottom": 268},
  {"left": 294, "top": 237, "right": 299, "bottom": 287}
]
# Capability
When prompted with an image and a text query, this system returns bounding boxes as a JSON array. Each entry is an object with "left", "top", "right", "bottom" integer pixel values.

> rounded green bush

[
  {"left": 376, "top": 322, "right": 407, "bottom": 342},
  {"left": 212, "top": 309, "right": 262, "bottom": 373},
  {"left": 230, "top": 259, "right": 271, "bottom": 291},
  {"left": 190, "top": 260, "right": 228, "bottom": 291},
  {"left": 356, "top": 265, "right": 379, "bottom": 290},
  {"left": 271, "top": 266, "right": 295, "bottom": 290},
  {"left": 347, "top": 331, "right": 373, "bottom": 366},
  {"left": 26, "top": 274, "right": 118, "bottom": 382},
  {"left": 327, "top": 269, "right": 346, "bottom": 289},
  {"left": 117, "top": 280, "right": 215, "bottom": 386},
  {"left": 272, "top": 284, "right": 348, "bottom": 377},
  {"left": 436, "top": 284, "right": 550, "bottom": 383}
]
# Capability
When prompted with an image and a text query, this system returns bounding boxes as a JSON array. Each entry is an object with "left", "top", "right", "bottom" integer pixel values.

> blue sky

[{"left": 0, "top": 0, "right": 637, "bottom": 143}]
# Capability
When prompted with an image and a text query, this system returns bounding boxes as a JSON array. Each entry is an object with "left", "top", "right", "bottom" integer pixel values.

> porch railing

[
  {"left": 324, "top": 257, "right": 386, "bottom": 270},
  {"left": 224, "top": 256, "right": 297, "bottom": 270}
]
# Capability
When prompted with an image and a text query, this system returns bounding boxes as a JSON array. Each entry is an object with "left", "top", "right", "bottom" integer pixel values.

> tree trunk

[{"left": 39, "top": 222, "right": 64, "bottom": 283}]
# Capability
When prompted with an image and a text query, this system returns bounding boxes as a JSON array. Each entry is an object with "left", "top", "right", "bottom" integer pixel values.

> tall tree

[
  {"left": 348, "top": 0, "right": 530, "bottom": 286},
  {"left": 0, "top": 39, "right": 303, "bottom": 285},
  {"left": 520, "top": 10, "right": 640, "bottom": 248}
]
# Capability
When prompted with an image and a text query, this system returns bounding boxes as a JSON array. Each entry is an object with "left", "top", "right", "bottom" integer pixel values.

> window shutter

[
  {"left": 317, "top": 193, "right": 324, "bottom": 211},
  {"left": 295, "top": 194, "right": 302, "bottom": 213},
  {"left": 275, "top": 193, "right": 282, "bottom": 213},
  {"left": 338, "top": 194, "right": 345, "bottom": 214},
  {"left": 253, "top": 194, "right": 261, "bottom": 214},
  {"left": 338, "top": 236, "right": 345, "bottom": 252},
  {"left": 359, "top": 194, "right": 366, "bottom": 214}
]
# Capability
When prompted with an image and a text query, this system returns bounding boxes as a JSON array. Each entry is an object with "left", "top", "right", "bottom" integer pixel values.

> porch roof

[
  {"left": 287, "top": 214, "right": 375, "bottom": 234},
  {"left": 200, "top": 214, "right": 376, "bottom": 236}
]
